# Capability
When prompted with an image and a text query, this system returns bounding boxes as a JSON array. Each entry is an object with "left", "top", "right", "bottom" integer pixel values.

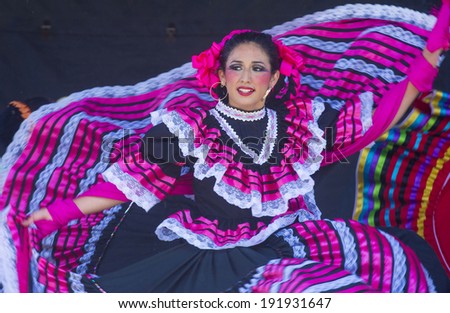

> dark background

[{"left": 0, "top": 0, "right": 447, "bottom": 106}]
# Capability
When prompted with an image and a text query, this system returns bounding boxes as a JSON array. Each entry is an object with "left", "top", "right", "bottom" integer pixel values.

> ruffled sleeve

[
  {"left": 101, "top": 123, "right": 188, "bottom": 211},
  {"left": 317, "top": 91, "right": 375, "bottom": 163}
]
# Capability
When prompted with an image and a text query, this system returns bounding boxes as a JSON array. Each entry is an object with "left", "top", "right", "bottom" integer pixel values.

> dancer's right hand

[
  {"left": 22, "top": 199, "right": 85, "bottom": 240},
  {"left": 22, "top": 208, "right": 52, "bottom": 227},
  {"left": 22, "top": 208, "right": 60, "bottom": 240}
]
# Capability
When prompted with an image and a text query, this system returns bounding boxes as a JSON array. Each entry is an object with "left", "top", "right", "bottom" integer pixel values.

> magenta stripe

[{"left": 280, "top": 263, "right": 350, "bottom": 292}]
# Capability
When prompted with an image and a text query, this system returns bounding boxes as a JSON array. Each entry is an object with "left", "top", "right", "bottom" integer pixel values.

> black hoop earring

[{"left": 209, "top": 81, "right": 228, "bottom": 101}]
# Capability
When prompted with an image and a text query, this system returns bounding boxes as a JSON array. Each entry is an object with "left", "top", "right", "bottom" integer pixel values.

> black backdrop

[{"left": 0, "top": 0, "right": 447, "bottom": 106}]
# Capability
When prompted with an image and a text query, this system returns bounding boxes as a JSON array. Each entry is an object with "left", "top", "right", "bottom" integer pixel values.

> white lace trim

[
  {"left": 300, "top": 191, "right": 322, "bottom": 220},
  {"left": 306, "top": 121, "right": 325, "bottom": 160},
  {"left": 0, "top": 206, "right": 19, "bottom": 292},
  {"left": 150, "top": 108, "right": 168, "bottom": 126},
  {"left": 311, "top": 99, "right": 325, "bottom": 123},
  {"left": 204, "top": 166, "right": 314, "bottom": 217},
  {"left": 377, "top": 229, "right": 408, "bottom": 292},
  {"left": 282, "top": 24, "right": 427, "bottom": 57},
  {"left": 335, "top": 58, "right": 405, "bottom": 84},
  {"left": 155, "top": 211, "right": 300, "bottom": 250},
  {"left": 330, "top": 220, "right": 359, "bottom": 274},
  {"left": 192, "top": 163, "right": 323, "bottom": 219},
  {"left": 313, "top": 96, "right": 345, "bottom": 110},
  {"left": 275, "top": 228, "right": 306, "bottom": 258},
  {"left": 37, "top": 233, "right": 57, "bottom": 263},
  {"left": 210, "top": 107, "right": 277, "bottom": 165},
  {"left": 359, "top": 92, "right": 374, "bottom": 134},
  {"left": 29, "top": 248, "right": 43, "bottom": 292},
  {"left": 280, "top": 36, "right": 350, "bottom": 53},
  {"left": 301, "top": 74, "right": 324, "bottom": 91},
  {"left": 103, "top": 163, "right": 160, "bottom": 212},
  {"left": 361, "top": 24, "right": 426, "bottom": 49},
  {"left": 421, "top": 266, "right": 437, "bottom": 293},
  {"left": 265, "top": 4, "right": 434, "bottom": 36},
  {"left": 215, "top": 101, "right": 266, "bottom": 121},
  {"left": 161, "top": 110, "right": 210, "bottom": 160},
  {"left": 68, "top": 272, "right": 87, "bottom": 293}
]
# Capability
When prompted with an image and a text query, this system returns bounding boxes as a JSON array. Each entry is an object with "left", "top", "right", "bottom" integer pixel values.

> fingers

[
  {"left": 22, "top": 208, "right": 51, "bottom": 227},
  {"left": 22, "top": 212, "right": 36, "bottom": 227},
  {"left": 22, "top": 215, "right": 34, "bottom": 227}
]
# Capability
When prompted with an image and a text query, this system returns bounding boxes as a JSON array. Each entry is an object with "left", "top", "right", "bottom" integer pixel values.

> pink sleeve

[
  {"left": 78, "top": 181, "right": 129, "bottom": 201},
  {"left": 407, "top": 53, "right": 439, "bottom": 92}
]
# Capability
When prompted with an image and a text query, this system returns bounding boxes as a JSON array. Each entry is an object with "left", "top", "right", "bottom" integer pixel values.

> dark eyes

[
  {"left": 253, "top": 66, "right": 266, "bottom": 72},
  {"left": 229, "top": 64, "right": 241, "bottom": 71},
  {"left": 228, "top": 64, "right": 267, "bottom": 72}
]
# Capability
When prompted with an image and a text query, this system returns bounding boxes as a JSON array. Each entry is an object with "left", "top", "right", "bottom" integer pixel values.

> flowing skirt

[{"left": 71, "top": 200, "right": 445, "bottom": 292}]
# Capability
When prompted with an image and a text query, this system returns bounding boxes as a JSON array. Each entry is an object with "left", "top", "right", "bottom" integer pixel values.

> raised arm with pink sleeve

[{"left": 335, "top": 0, "right": 449, "bottom": 160}]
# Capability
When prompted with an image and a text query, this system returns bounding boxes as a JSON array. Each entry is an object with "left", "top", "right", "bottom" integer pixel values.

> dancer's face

[{"left": 218, "top": 42, "right": 280, "bottom": 111}]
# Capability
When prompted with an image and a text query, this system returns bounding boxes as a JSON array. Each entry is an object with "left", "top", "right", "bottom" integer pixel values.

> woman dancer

[{"left": 2, "top": 2, "right": 449, "bottom": 292}]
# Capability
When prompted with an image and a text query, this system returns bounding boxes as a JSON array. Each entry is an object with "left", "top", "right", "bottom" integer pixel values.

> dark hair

[{"left": 219, "top": 31, "right": 281, "bottom": 74}]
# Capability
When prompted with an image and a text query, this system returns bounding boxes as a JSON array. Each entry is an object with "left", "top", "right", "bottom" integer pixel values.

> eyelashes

[{"left": 228, "top": 64, "right": 268, "bottom": 72}]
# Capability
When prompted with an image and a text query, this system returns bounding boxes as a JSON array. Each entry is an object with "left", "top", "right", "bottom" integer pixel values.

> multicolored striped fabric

[
  {"left": 354, "top": 90, "right": 450, "bottom": 275},
  {"left": 0, "top": 4, "right": 444, "bottom": 292}
]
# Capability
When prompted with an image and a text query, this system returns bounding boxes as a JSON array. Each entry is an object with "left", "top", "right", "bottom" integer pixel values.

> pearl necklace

[{"left": 215, "top": 101, "right": 266, "bottom": 122}]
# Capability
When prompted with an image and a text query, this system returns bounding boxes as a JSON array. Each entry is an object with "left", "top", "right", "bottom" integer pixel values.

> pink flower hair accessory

[{"left": 192, "top": 29, "right": 252, "bottom": 88}]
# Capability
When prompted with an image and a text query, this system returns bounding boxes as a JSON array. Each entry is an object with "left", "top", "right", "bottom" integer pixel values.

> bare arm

[
  {"left": 388, "top": 48, "right": 443, "bottom": 129},
  {"left": 75, "top": 196, "right": 124, "bottom": 215},
  {"left": 389, "top": 0, "right": 449, "bottom": 128},
  {"left": 22, "top": 195, "right": 124, "bottom": 226}
]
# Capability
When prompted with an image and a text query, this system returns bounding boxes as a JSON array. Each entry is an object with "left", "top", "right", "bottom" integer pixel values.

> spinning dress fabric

[{"left": 0, "top": 4, "right": 448, "bottom": 293}]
